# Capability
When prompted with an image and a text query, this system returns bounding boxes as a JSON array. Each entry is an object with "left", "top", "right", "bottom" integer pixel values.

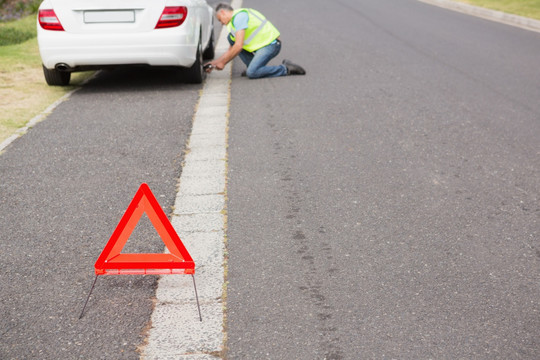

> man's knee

[{"left": 246, "top": 68, "right": 259, "bottom": 79}]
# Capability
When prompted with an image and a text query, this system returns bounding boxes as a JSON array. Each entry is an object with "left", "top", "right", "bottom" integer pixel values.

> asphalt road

[{"left": 226, "top": 0, "right": 539, "bottom": 359}]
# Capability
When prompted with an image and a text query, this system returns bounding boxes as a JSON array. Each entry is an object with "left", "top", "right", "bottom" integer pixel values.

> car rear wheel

[
  {"left": 185, "top": 36, "right": 206, "bottom": 84},
  {"left": 42, "top": 65, "right": 71, "bottom": 86}
]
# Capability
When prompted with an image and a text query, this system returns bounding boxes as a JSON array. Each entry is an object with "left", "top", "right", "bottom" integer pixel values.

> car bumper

[{"left": 38, "top": 30, "right": 198, "bottom": 69}]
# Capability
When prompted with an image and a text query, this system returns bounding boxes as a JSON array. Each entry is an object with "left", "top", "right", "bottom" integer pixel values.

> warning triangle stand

[{"left": 80, "top": 183, "right": 201, "bottom": 321}]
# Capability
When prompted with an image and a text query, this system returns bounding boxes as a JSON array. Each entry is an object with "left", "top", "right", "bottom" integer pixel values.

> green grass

[
  {"left": 0, "top": 17, "right": 40, "bottom": 68},
  {"left": 456, "top": 0, "right": 540, "bottom": 20},
  {"left": 0, "top": 12, "right": 36, "bottom": 45}
]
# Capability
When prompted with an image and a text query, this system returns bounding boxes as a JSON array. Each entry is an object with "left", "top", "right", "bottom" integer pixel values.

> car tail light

[
  {"left": 155, "top": 6, "right": 188, "bottom": 29},
  {"left": 38, "top": 9, "right": 64, "bottom": 31}
]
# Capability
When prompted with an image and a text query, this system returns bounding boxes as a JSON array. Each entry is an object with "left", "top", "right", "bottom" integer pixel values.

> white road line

[{"left": 142, "top": 1, "right": 242, "bottom": 358}]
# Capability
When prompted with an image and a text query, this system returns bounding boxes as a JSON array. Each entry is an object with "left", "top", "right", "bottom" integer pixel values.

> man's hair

[{"left": 215, "top": 3, "right": 234, "bottom": 13}]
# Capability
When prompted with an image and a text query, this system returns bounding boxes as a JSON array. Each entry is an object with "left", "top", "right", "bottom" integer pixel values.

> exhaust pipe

[{"left": 55, "top": 63, "right": 71, "bottom": 72}]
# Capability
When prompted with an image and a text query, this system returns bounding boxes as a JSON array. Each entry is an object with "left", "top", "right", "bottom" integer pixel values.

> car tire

[
  {"left": 42, "top": 65, "right": 71, "bottom": 86},
  {"left": 202, "top": 27, "right": 215, "bottom": 60},
  {"left": 185, "top": 36, "right": 206, "bottom": 84}
]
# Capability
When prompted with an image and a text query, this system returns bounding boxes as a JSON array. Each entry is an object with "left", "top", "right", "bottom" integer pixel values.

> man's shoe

[
  {"left": 241, "top": 70, "right": 247, "bottom": 77},
  {"left": 282, "top": 59, "right": 306, "bottom": 75}
]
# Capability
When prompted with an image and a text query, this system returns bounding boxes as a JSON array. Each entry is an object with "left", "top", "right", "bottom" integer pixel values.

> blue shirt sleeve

[{"left": 233, "top": 11, "right": 249, "bottom": 31}]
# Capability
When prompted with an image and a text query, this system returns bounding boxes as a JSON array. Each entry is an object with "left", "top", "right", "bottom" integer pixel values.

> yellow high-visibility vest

[{"left": 227, "top": 8, "right": 280, "bottom": 52}]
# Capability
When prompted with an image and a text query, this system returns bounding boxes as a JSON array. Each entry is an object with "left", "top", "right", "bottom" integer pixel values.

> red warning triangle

[{"left": 95, "top": 183, "right": 195, "bottom": 275}]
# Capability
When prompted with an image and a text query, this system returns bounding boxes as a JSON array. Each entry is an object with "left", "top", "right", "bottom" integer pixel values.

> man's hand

[
  {"left": 213, "top": 60, "right": 226, "bottom": 70},
  {"left": 204, "top": 60, "right": 226, "bottom": 72}
]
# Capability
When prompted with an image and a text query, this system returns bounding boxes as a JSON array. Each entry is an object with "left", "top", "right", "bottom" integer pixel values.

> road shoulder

[{"left": 419, "top": 0, "right": 540, "bottom": 33}]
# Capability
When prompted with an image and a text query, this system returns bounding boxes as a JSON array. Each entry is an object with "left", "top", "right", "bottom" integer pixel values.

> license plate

[{"left": 84, "top": 10, "right": 135, "bottom": 23}]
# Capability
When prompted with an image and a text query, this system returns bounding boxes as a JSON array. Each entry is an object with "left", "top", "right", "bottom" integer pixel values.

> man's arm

[{"left": 207, "top": 29, "right": 245, "bottom": 71}]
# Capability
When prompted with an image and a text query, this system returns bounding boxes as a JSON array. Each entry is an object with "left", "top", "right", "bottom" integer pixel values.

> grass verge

[
  {"left": 455, "top": 0, "right": 540, "bottom": 20},
  {"left": 0, "top": 14, "right": 93, "bottom": 146}
]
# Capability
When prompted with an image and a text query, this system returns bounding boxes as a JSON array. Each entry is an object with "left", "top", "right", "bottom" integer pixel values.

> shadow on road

[{"left": 81, "top": 66, "right": 202, "bottom": 94}]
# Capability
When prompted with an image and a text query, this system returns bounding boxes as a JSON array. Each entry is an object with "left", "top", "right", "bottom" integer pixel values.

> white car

[{"left": 37, "top": 0, "right": 214, "bottom": 85}]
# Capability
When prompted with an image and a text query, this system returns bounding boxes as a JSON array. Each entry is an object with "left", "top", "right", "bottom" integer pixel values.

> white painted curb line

[
  {"left": 142, "top": 1, "right": 242, "bottom": 358},
  {"left": 419, "top": 0, "right": 540, "bottom": 33}
]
